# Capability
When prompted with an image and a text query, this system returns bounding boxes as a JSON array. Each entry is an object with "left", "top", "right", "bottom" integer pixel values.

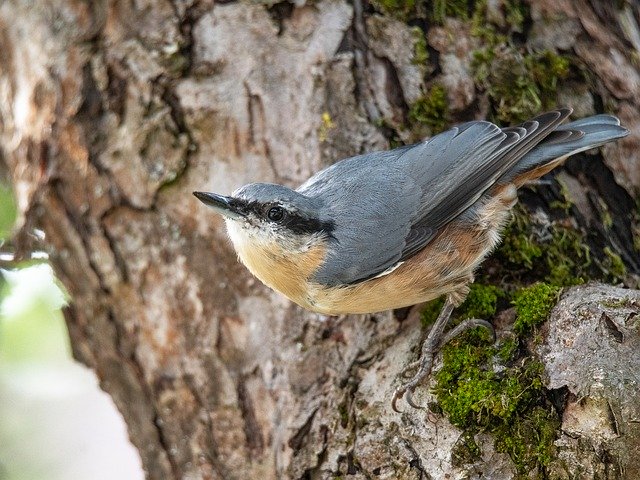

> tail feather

[
  {"left": 558, "top": 114, "right": 621, "bottom": 128},
  {"left": 499, "top": 114, "right": 628, "bottom": 185}
]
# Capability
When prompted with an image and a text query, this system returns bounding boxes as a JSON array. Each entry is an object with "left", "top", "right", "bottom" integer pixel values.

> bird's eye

[{"left": 267, "top": 206, "right": 285, "bottom": 222}]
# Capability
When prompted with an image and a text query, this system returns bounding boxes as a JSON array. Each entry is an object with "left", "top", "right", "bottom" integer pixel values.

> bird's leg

[
  {"left": 392, "top": 298, "right": 454, "bottom": 412},
  {"left": 391, "top": 296, "right": 495, "bottom": 412}
]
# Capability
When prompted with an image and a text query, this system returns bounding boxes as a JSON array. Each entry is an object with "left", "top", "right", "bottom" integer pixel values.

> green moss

[
  {"left": 411, "top": 27, "right": 429, "bottom": 66},
  {"left": 408, "top": 83, "right": 449, "bottom": 133},
  {"left": 498, "top": 211, "right": 543, "bottom": 269},
  {"left": 458, "top": 283, "right": 505, "bottom": 320},
  {"left": 512, "top": 283, "right": 561, "bottom": 335},
  {"left": 527, "top": 50, "right": 570, "bottom": 92},
  {"left": 373, "top": 0, "right": 471, "bottom": 22},
  {"left": 470, "top": 0, "right": 568, "bottom": 123},
  {"left": 497, "top": 337, "right": 518, "bottom": 362},
  {"left": 470, "top": 0, "right": 527, "bottom": 42},
  {"left": 451, "top": 430, "right": 481, "bottom": 467},
  {"left": 472, "top": 48, "right": 571, "bottom": 124},
  {"left": 549, "top": 178, "right": 573, "bottom": 214},
  {"left": 600, "top": 204, "right": 614, "bottom": 230},
  {"left": 338, "top": 400, "right": 349, "bottom": 428},
  {"left": 470, "top": 47, "right": 498, "bottom": 85},
  {"left": 493, "top": 406, "right": 560, "bottom": 473},
  {"left": 603, "top": 246, "right": 627, "bottom": 280},
  {"left": 469, "top": 0, "right": 570, "bottom": 124},
  {"left": 434, "top": 342, "right": 494, "bottom": 425},
  {"left": 430, "top": 0, "right": 470, "bottom": 24},
  {"left": 432, "top": 279, "right": 561, "bottom": 474},
  {"left": 492, "top": 200, "right": 631, "bottom": 289},
  {"left": 370, "top": 0, "right": 416, "bottom": 20},
  {"left": 431, "top": 250, "right": 565, "bottom": 474},
  {"left": 504, "top": 0, "right": 527, "bottom": 32},
  {"left": 492, "top": 205, "right": 591, "bottom": 287},
  {"left": 545, "top": 228, "right": 590, "bottom": 286},
  {"left": 434, "top": 333, "right": 558, "bottom": 474}
]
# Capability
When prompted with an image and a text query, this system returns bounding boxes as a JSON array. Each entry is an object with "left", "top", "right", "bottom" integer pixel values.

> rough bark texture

[
  {"left": 538, "top": 284, "right": 640, "bottom": 479},
  {"left": 1, "top": 0, "right": 639, "bottom": 479}
]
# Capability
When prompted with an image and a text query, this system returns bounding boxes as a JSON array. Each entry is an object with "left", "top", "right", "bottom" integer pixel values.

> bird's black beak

[{"left": 193, "top": 191, "right": 246, "bottom": 221}]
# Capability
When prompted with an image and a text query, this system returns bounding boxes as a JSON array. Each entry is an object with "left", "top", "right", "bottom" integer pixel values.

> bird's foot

[
  {"left": 392, "top": 310, "right": 495, "bottom": 412},
  {"left": 442, "top": 318, "right": 495, "bottom": 345},
  {"left": 391, "top": 352, "right": 436, "bottom": 411}
]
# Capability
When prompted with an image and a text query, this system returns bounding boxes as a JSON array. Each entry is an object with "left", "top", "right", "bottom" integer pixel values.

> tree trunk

[{"left": 1, "top": 0, "right": 639, "bottom": 478}]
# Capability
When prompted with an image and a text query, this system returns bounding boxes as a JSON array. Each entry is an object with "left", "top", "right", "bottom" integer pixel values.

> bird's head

[{"left": 193, "top": 183, "right": 334, "bottom": 255}]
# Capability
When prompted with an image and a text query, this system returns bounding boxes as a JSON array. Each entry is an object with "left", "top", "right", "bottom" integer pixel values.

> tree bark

[{"left": 1, "top": 0, "right": 639, "bottom": 478}]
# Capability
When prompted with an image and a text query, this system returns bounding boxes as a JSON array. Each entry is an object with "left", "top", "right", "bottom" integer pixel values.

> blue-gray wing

[{"left": 301, "top": 110, "right": 570, "bottom": 286}]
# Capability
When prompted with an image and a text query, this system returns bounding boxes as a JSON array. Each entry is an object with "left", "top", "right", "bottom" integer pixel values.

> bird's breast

[{"left": 225, "top": 221, "right": 328, "bottom": 305}]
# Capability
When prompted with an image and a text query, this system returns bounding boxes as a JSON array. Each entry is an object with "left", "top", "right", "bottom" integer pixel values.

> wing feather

[{"left": 302, "top": 109, "right": 572, "bottom": 286}]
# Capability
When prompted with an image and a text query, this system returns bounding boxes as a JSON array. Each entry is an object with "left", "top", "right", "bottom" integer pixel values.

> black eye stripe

[
  {"left": 282, "top": 215, "right": 335, "bottom": 236},
  {"left": 240, "top": 199, "right": 335, "bottom": 235}
]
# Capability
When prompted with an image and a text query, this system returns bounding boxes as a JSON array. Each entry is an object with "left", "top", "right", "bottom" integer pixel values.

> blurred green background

[{"left": 0, "top": 183, "right": 143, "bottom": 480}]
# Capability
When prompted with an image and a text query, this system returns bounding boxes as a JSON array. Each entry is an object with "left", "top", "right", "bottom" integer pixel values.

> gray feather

[
  {"left": 499, "top": 116, "right": 628, "bottom": 183},
  {"left": 302, "top": 109, "right": 627, "bottom": 287}
]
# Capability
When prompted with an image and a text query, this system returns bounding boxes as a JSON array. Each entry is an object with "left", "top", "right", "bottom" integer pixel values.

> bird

[{"left": 194, "top": 108, "right": 628, "bottom": 410}]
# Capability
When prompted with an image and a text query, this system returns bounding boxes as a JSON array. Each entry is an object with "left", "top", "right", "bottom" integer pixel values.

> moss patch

[
  {"left": 498, "top": 212, "right": 543, "bottom": 270},
  {"left": 491, "top": 205, "right": 592, "bottom": 287},
  {"left": 493, "top": 406, "right": 560, "bottom": 472},
  {"left": 408, "top": 83, "right": 449, "bottom": 134},
  {"left": 512, "top": 283, "right": 561, "bottom": 335},
  {"left": 451, "top": 430, "right": 482, "bottom": 466},
  {"left": 423, "top": 278, "right": 560, "bottom": 474},
  {"left": 432, "top": 279, "right": 560, "bottom": 475},
  {"left": 371, "top": 0, "right": 472, "bottom": 23},
  {"left": 434, "top": 332, "right": 559, "bottom": 475},
  {"left": 430, "top": 0, "right": 471, "bottom": 24},
  {"left": 369, "top": 0, "right": 417, "bottom": 20},
  {"left": 428, "top": 239, "right": 568, "bottom": 475},
  {"left": 503, "top": 0, "right": 527, "bottom": 32},
  {"left": 472, "top": 48, "right": 571, "bottom": 124},
  {"left": 545, "top": 228, "right": 590, "bottom": 286},
  {"left": 497, "top": 337, "right": 518, "bottom": 362},
  {"left": 602, "top": 246, "right": 627, "bottom": 281},
  {"left": 411, "top": 26, "right": 429, "bottom": 66},
  {"left": 421, "top": 283, "right": 504, "bottom": 327},
  {"left": 489, "top": 201, "right": 629, "bottom": 288},
  {"left": 458, "top": 283, "right": 505, "bottom": 320},
  {"left": 468, "top": 0, "right": 574, "bottom": 124}
]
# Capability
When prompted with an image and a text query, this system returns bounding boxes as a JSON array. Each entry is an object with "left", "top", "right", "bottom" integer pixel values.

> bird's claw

[
  {"left": 391, "top": 301, "right": 495, "bottom": 412},
  {"left": 391, "top": 388, "right": 404, "bottom": 413},
  {"left": 392, "top": 359, "right": 425, "bottom": 411},
  {"left": 392, "top": 362, "right": 432, "bottom": 412},
  {"left": 441, "top": 318, "right": 495, "bottom": 346},
  {"left": 392, "top": 384, "right": 424, "bottom": 412},
  {"left": 405, "top": 388, "right": 423, "bottom": 409}
]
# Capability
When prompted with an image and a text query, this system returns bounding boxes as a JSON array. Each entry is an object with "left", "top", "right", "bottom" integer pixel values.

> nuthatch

[{"left": 194, "top": 108, "right": 628, "bottom": 410}]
